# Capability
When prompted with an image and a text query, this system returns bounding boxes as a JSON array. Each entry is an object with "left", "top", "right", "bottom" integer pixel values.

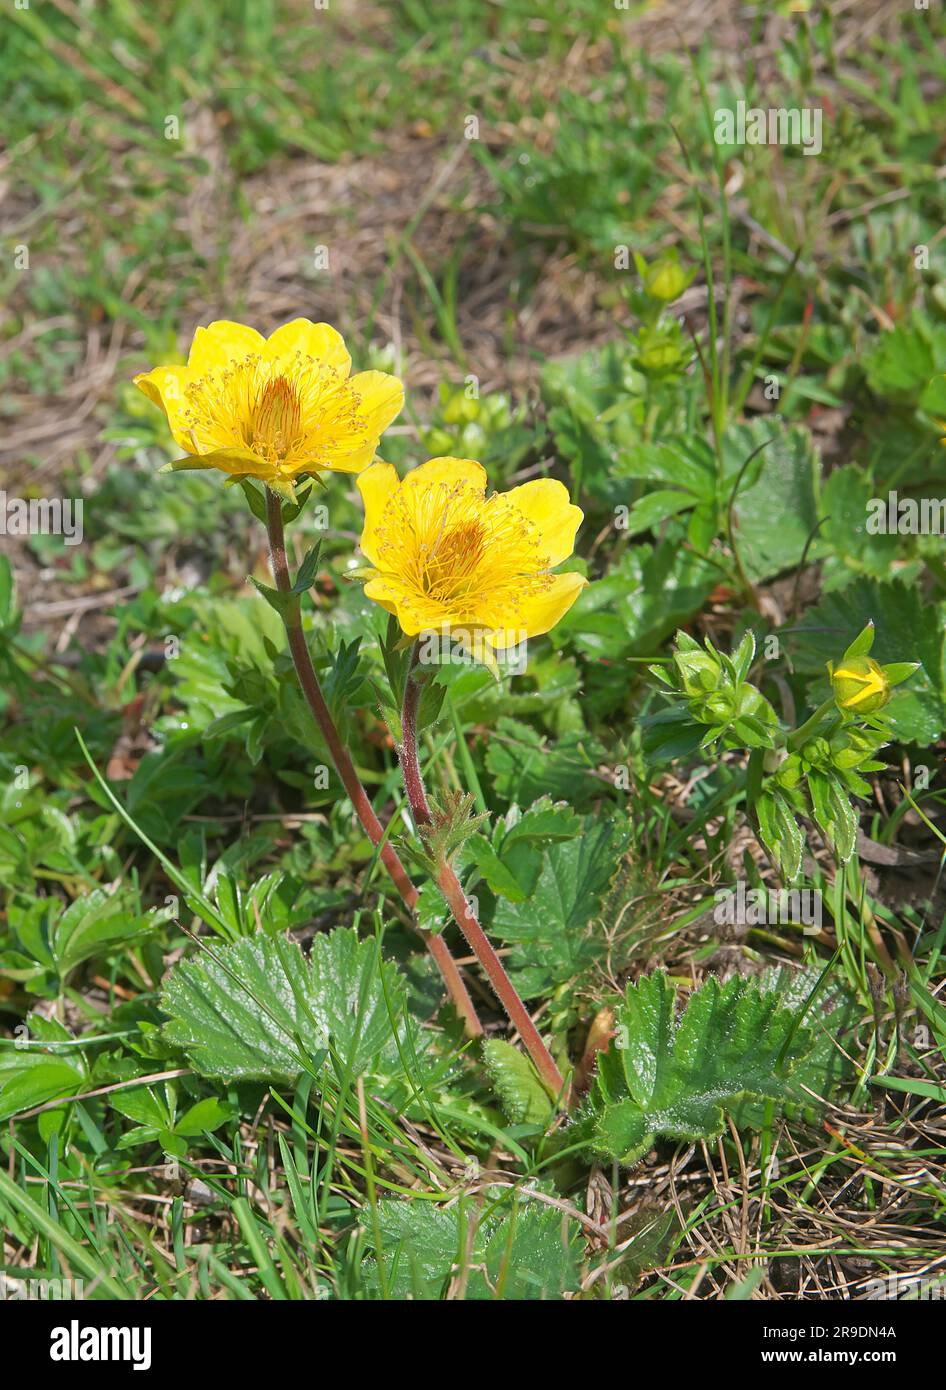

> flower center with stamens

[
  {"left": 423, "top": 520, "right": 487, "bottom": 601},
  {"left": 248, "top": 376, "right": 303, "bottom": 463},
  {"left": 373, "top": 480, "right": 556, "bottom": 629},
  {"left": 177, "top": 351, "right": 375, "bottom": 475}
]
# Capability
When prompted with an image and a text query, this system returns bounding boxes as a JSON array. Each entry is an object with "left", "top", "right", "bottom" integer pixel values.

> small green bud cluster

[
  {"left": 651, "top": 630, "right": 777, "bottom": 751},
  {"left": 623, "top": 251, "right": 695, "bottom": 381},
  {"left": 424, "top": 384, "right": 518, "bottom": 460}
]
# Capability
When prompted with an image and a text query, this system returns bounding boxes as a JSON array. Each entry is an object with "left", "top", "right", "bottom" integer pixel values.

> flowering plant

[{"left": 137, "top": 319, "right": 588, "bottom": 1098}]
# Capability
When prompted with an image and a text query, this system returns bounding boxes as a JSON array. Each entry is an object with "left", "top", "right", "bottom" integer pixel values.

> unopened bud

[
  {"left": 642, "top": 255, "right": 691, "bottom": 303},
  {"left": 829, "top": 657, "right": 890, "bottom": 715}
]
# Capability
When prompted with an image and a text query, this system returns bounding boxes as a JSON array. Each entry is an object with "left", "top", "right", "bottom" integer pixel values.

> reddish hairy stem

[
  {"left": 264, "top": 490, "right": 482, "bottom": 1038},
  {"left": 400, "top": 650, "right": 566, "bottom": 1099}
]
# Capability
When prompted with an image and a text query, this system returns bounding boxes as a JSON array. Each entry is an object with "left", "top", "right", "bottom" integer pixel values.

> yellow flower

[
  {"left": 356, "top": 456, "right": 586, "bottom": 653},
  {"left": 134, "top": 319, "right": 403, "bottom": 497}
]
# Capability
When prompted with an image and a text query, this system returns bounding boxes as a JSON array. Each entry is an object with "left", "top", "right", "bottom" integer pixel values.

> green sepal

[
  {"left": 841, "top": 623, "right": 875, "bottom": 661},
  {"left": 159, "top": 455, "right": 217, "bottom": 473},
  {"left": 882, "top": 661, "right": 920, "bottom": 688}
]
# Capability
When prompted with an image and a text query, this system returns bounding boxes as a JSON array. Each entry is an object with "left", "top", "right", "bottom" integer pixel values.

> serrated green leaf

[
  {"left": 588, "top": 971, "right": 818, "bottom": 1164},
  {"left": 614, "top": 437, "right": 716, "bottom": 498},
  {"left": 491, "top": 814, "right": 631, "bottom": 998},
  {"left": 731, "top": 966, "right": 856, "bottom": 1127},
  {"left": 161, "top": 929, "right": 409, "bottom": 1082},
  {"left": 727, "top": 420, "right": 821, "bottom": 582},
  {"left": 502, "top": 799, "right": 583, "bottom": 847},
  {"left": 485, "top": 717, "right": 603, "bottom": 807},
  {"left": 465, "top": 834, "right": 528, "bottom": 901}
]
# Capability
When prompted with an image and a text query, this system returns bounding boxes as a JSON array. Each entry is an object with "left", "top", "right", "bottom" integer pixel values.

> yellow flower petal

[
  {"left": 363, "top": 575, "right": 406, "bottom": 622},
  {"left": 403, "top": 456, "right": 487, "bottom": 494},
  {"left": 357, "top": 462, "right": 401, "bottom": 564},
  {"left": 133, "top": 365, "right": 195, "bottom": 452},
  {"left": 488, "top": 572, "right": 588, "bottom": 648},
  {"left": 504, "top": 478, "right": 584, "bottom": 566},
  {"left": 265, "top": 319, "right": 351, "bottom": 376},
  {"left": 187, "top": 321, "right": 267, "bottom": 375},
  {"left": 353, "top": 371, "right": 406, "bottom": 428},
  {"left": 310, "top": 371, "right": 405, "bottom": 475}
]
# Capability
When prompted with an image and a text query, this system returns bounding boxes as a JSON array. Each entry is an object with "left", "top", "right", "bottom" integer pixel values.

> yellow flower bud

[{"left": 829, "top": 657, "right": 890, "bottom": 715}]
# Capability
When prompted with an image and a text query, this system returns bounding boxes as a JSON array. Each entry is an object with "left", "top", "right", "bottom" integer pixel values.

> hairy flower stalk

[
  {"left": 399, "top": 643, "right": 566, "bottom": 1099},
  {"left": 265, "top": 491, "right": 482, "bottom": 1037}
]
